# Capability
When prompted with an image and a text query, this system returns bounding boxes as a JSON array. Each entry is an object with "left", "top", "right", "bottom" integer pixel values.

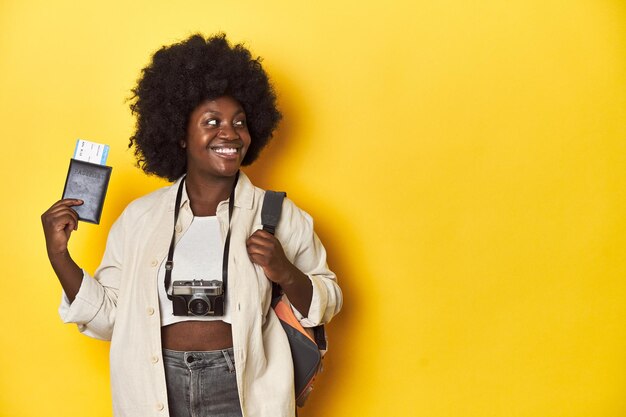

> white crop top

[{"left": 157, "top": 216, "right": 232, "bottom": 325}]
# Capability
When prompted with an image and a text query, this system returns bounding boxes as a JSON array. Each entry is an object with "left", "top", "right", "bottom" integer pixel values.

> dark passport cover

[{"left": 62, "top": 159, "right": 112, "bottom": 224}]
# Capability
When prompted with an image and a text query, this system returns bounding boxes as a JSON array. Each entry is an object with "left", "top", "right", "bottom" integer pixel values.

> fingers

[
  {"left": 247, "top": 229, "right": 293, "bottom": 281},
  {"left": 246, "top": 230, "right": 278, "bottom": 259},
  {"left": 246, "top": 231, "right": 276, "bottom": 262},
  {"left": 41, "top": 199, "right": 84, "bottom": 254},
  {"left": 45, "top": 199, "right": 84, "bottom": 214},
  {"left": 246, "top": 229, "right": 274, "bottom": 245},
  {"left": 43, "top": 199, "right": 83, "bottom": 215},
  {"left": 43, "top": 199, "right": 82, "bottom": 230}
]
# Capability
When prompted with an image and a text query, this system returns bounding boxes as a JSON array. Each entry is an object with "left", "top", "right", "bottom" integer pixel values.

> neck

[{"left": 184, "top": 171, "right": 238, "bottom": 216}]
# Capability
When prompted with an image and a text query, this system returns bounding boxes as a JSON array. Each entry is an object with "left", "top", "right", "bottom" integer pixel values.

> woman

[{"left": 41, "top": 33, "right": 342, "bottom": 417}]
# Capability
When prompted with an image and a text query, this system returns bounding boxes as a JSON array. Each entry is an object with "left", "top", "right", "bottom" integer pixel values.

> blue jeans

[{"left": 163, "top": 348, "right": 243, "bottom": 417}]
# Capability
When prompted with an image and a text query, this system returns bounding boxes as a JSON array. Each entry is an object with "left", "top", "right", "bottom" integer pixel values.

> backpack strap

[
  {"left": 261, "top": 191, "right": 327, "bottom": 351},
  {"left": 262, "top": 191, "right": 286, "bottom": 235},
  {"left": 262, "top": 191, "right": 286, "bottom": 302}
]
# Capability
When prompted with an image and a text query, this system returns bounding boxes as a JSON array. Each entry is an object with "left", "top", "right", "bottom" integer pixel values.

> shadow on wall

[{"left": 246, "top": 74, "right": 358, "bottom": 415}]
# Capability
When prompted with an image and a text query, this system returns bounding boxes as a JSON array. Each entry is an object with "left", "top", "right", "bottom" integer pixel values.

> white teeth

[{"left": 213, "top": 148, "right": 238, "bottom": 154}]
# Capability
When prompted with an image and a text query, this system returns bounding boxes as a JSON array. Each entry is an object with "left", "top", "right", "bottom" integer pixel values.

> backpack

[{"left": 261, "top": 191, "right": 328, "bottom": 407}]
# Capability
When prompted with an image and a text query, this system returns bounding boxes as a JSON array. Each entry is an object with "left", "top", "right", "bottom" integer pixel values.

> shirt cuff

[
  {"left": 58, "top": 270, "right": 103, "bottom": 325},
  {"left": 290, "top": 274, "right": 326, "bottom": 327}
]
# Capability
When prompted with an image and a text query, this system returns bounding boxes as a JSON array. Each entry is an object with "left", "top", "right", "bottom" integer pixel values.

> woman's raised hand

[{"left": 41, "top": 199, "right": 83, "bottom": 256}]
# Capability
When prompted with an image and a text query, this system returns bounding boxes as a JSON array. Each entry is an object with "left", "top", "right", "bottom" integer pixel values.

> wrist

[
  {"left": 273, "top": 264, "right": 307, "bottom": 288},
  {"left": 268, "top": 262, "right": 295, "bottom": 286},
  {"left": 47, "top": 249, "right": 71, "bottom": 264}
]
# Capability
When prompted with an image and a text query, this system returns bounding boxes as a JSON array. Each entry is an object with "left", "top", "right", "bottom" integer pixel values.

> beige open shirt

[{"left": 59, "top": 172, "right": 342, "bottom": 417}]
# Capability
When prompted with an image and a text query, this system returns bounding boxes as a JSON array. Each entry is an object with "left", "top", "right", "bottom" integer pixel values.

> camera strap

[{"left": 164, "top": 172, "right": 239, "bottom": 300}]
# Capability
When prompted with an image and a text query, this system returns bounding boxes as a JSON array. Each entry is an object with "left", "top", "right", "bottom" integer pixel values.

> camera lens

[{"left": 188, "top": 295, "right": 210, "bottom": 316}]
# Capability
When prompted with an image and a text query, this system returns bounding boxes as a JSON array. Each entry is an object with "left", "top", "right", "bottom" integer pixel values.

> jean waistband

[{"left": 162, "top": 347, "right": 236, "bottom": 370}]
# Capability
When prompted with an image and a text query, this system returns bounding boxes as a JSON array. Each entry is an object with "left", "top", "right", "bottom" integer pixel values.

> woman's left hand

[
  {"left": 246, "top": 229, "right": 294, "bottom": 284},
  {"left": 246, "top": 229, "right": 313, "bottom": 316}
]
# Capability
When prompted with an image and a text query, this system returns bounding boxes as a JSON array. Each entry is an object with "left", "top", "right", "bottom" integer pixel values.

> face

[{"left": 183, "top": 96, "right": 251, "bottom": 179}]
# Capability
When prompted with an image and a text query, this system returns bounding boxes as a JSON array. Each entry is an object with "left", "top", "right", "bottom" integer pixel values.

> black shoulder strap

[
  {"left": 262, "top": 191, "right": 287, "bottom": 302},
  {"left": 262, "top": 191, "right": 286, "bottom": 235}
]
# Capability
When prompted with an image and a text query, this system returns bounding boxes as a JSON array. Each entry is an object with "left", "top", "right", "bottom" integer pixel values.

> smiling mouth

[{"left": 210, "top": 146, "right": 240, "bottom": 156}]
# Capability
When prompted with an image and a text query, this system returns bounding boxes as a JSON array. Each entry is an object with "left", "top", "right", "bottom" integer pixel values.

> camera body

[{"left": 171, "top": 279, "right": 224, "bottom": 316}]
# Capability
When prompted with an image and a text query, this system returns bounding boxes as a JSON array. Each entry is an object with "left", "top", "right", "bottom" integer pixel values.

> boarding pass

[{"left": 73, "top": 139, "right": 110, "bottom": 165}]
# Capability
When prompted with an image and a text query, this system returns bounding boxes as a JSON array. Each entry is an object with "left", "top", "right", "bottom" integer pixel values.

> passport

[{"left": 62, "top": 158, "right": 112, "bottom": 224}]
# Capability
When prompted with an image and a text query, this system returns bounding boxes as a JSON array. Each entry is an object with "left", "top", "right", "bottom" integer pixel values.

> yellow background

[{"left": 1, "top": 0, "right": 625, "bottom": 416}]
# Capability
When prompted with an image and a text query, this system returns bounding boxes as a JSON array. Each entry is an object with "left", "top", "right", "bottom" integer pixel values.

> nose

[{"left": 218, "top": 123, "right": 239, "bottom": 140}]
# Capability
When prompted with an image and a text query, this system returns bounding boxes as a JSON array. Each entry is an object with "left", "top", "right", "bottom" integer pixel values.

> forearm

[
  {"left": 48, "top": 250, "right": 83, "bottom": 303},
  {"left": 275, "top": 263, "right": 313, "bottom": 318}
]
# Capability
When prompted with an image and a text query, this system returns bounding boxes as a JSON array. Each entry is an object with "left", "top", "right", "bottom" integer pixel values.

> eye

[
  {"left": 205, "top": 118, "right": 218, "bottom": 127},
  {"left": 234, "top": 119, "right": 247, "bottom": 128}
]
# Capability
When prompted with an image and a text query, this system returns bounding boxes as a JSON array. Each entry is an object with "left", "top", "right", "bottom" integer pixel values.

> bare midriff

[{"left": 161, "top": 321, "right": 233, "bottom": 351}]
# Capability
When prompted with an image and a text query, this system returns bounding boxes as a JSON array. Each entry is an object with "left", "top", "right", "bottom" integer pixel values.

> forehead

[{"left": 192, "top": 96, "right": 245, "bottom": 116}]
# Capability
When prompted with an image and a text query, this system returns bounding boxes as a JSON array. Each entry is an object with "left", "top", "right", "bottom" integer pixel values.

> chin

[{"left": 214, "top": 164, "right": 242, "bottom": 178}]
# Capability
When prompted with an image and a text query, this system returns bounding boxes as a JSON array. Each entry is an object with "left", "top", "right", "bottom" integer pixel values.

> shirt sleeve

[
  {"left": 282, "top": 203, "right": 343, "bottom": 328},
  {"left": 57, "top": 214, "right": 125, "bottom": 341}
]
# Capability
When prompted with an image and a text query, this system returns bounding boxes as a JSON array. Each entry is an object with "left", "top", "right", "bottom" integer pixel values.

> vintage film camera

[{"left": 171, "top": 279, "right": 224, "bottom": 316}]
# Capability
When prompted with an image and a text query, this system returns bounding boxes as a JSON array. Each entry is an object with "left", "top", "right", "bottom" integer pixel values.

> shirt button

[
  {"left": 175, "top": 224, "right": 182, "bottom": 233},
  {"left": 156, "top": 402, "right": 165, "bottom": 411},
  {"left": 151, "top": 259, "right": 158, "bottom": 267},
  {"left": 151, "top": 355, "right": 159, "bottom": 364},
  {"left": 147, "top": 307, "right": 155, "bottom": 316}
]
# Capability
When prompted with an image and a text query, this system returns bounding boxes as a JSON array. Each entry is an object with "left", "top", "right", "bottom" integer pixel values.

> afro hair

[{"left": 129, "top": 33, "right": 282, "bottom": 181}]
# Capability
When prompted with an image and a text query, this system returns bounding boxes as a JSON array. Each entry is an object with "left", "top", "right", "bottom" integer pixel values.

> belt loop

[{"left": 222, "top": 349, "right": 236, "bottom": 373}]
